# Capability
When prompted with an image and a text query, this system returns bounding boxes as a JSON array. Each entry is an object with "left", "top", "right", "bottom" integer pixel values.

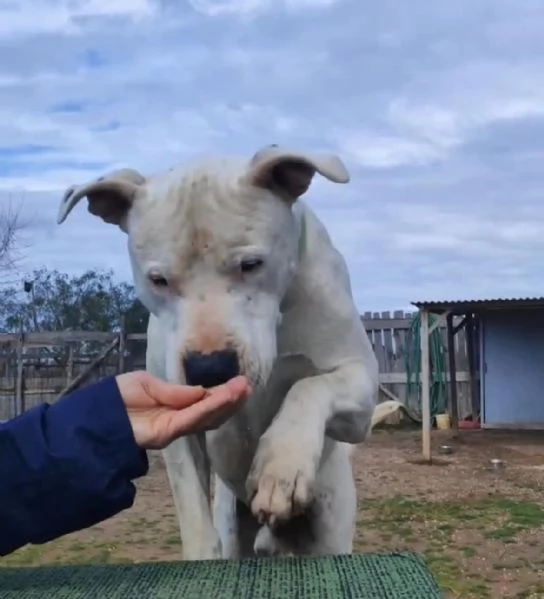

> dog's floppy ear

[
  {"left": 57, "top": 168, "right": 146, "bottom": 233},
  {"left": 247, "top": 144, "right": 350, "bottom": 202}
]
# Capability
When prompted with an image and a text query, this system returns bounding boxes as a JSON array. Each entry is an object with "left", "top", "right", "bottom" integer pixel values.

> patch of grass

[
  {"left": 424, "top": 551, "right": 490, "bottom": 598},
  {"left": 0, "top": 544, "right": 45, "bottom": 567},
  {"left": 67, "top": 541, "right": 89, "bottom": 552},
  {"left": 358, "top": 495, "right": 544, "bottom": 597},
  {"left": 462, "top": 546, "right": 478, "bottom": 558},
  {"left": 0, "top": 539, "right": 126, "bottom": 568},
  {"left": 492, "top": 559, "right": 526, "bottom": 570},
  {"left": 515, "top": 583, "right": 544, "bottom": 598},
  {"left": 483, "top": 500, "right": 544, "bottom": 542},
  {"left": 485, "top": 527, "right": 519, "bottom": 542},
  {"left": 359, "top": 495, "right": 544, "bottom": 538},
  {"left": 52, "top": 548, "right": 113, "bottom": 566},
  {"left": 162, "top": 534, "right": 181, "bottom": 547},
  {"left": 128, "top": 517, "right": 152, "bottom": 530},
  {"left": 395, "top": 526, "right": 415, "bottom": 541}
]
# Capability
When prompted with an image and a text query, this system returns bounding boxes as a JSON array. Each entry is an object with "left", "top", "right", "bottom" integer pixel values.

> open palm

[{"left": 115, "top": 371, "right": 250, "bottom": 449}]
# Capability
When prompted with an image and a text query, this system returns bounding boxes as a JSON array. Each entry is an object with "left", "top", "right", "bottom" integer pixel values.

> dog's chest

[{"left": 206, "top": 353, "right": 319, "bottom": 500}]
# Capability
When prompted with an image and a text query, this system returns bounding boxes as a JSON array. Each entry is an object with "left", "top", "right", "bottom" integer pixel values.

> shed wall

[{"left": 481, "top": 309, "right": 544, "bottom": 428}]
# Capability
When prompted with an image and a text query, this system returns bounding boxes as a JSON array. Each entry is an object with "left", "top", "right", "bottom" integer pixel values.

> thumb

[{"left": 149, "top": 378, "right": 207, "bottom": 409}]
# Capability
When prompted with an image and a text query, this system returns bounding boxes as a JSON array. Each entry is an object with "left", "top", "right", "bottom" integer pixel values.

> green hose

[{"left": 404, "top": 312, "right": 448, "bottom": 421}]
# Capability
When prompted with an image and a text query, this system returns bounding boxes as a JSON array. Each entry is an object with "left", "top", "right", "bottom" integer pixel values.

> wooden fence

[
  {"left": 361, "top": 310, "right": 474, "bottom": 422},
  {"left": 0, "top": 312, "right": 476, "bottom": 422}
]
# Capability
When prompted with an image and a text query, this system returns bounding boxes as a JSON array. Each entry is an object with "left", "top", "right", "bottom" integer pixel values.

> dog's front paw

[{"left": 246, "top": 438, "right": 320, "bottom": 528}]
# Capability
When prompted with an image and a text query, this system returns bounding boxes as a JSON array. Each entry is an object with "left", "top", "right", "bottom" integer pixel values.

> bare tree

[{"left": 0, "top": 199, "right": 30, "bottom": 283}]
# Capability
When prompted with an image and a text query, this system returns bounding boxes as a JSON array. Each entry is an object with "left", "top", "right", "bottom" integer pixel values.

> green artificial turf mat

[{"left": 0, "top": 552, "right": 443, "bottom": 598}]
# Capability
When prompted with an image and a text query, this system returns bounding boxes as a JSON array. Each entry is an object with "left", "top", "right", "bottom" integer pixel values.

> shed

[{"left": 411, "top": 297, "right": 544, "bottom": 460}]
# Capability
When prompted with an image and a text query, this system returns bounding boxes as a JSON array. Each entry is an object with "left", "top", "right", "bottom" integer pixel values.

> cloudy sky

[{"left": 1, "top": 0, "right": 543, "bottom": 312}]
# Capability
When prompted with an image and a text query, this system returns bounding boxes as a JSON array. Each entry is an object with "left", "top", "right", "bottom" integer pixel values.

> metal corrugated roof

[{"left": 411, "top": 297, "right": 544, "bottom": 313}]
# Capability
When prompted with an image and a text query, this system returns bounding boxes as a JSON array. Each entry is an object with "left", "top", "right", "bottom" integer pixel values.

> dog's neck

[
  {"left": 279, "top": 203, "right": 308, "bottom": 316},
  {"left": 293, "top": 201, "right": 308, "bottom": 262}
]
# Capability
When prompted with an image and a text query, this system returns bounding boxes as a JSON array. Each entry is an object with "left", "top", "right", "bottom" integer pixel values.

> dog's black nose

[{"left": 183, "top": 349, "right": 240, "bottom": 387}]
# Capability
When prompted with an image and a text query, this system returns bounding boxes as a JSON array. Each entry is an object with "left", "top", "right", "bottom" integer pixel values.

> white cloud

[
  {"left": 384, "top": 61, "right": 544, "bottom": 159},
  {"left": 188, "top": 0, "right": 266, "bottom": 17},
  {"left": 337, "top": 131, "right": 443, "bottom": 169},
  {"left": 187, "top": 0, "right": 341, "bottom": 18},
  {"left": 0, "top": 0, "right": 157, "bottom": 38},
  {"left": 387, "top": 102, "right": 462, "bottom": 150},
  {"left": 1, "top": 1, "right": 544, "bottom": 311}
]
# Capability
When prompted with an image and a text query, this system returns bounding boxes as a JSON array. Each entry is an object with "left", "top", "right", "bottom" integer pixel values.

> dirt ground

[{"left": 2, "top": 428, "right": 544, "bottom": 598}]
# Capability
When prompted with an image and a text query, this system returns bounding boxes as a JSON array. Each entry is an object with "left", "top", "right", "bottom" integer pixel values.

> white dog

[{"left": 57, "top": 145, "right": 380, "bottom": 560}]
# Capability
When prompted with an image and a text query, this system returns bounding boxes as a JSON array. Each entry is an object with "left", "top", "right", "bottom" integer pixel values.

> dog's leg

[
  {"left": 213, "top": 475, "right": 239, "bottom": 559},
  {"left": 146, "top": 316, "right": 221, "bottom": 561},
  {"left": 214, "top": 475, "right": 262, "bottom": 558},
  {"left": 162, "top": 435, "right": 222, "bottom": 560},
  {"left": 246, "top": 361, "right": 377, "bottom": 528},
  {"left": 252, "top": 441, "right": 356, "bottom": 557},
  {"left": 306, "top": 440, "right": 357, "bottom": 555}
]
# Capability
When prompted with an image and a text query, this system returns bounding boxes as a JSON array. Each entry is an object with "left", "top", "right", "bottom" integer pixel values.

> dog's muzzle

[{"left": 183, "top": 349, "right": 240, "bottom": 387}]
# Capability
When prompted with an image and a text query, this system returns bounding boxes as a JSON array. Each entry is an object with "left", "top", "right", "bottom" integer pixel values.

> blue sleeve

[{"left": 0, "top": 376, "right": 149, "bottom": 556}]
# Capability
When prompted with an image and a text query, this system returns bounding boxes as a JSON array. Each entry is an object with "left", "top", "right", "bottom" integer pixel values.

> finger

[
  {"left": 149, "top": 379, "right": 207, "bottom": 409},
  {"left": 190, "top": 403, "right": 239, "bottom": 433},
  {"left": 201, "top": 400, "right": 244, "bottom": 429},
  {"left": 166, "top": 384, "right": 247, "bottom": 437},
  {"left": 149, "top": 375, "right": 250, "bottom": 409},
  {"left": 166, "top": 402, "right": 240, "bottom": 439},
  {"left": 225, "top": 375, "right": 252, "bottom": 398},
  {"left": 159, "top": 405, "right": 223, "bottom": 445},
  {"left": 206, "top": 375, "right": 252, "bottom": 399}
]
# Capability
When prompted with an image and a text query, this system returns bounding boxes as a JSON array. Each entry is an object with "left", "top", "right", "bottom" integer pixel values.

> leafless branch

[{"left": 0, "top": 197, "right": 32, "bottom": 278}]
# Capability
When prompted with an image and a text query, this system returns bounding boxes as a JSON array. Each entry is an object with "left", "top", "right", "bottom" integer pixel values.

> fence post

[
  {"left": 55, "top": 337, "right": 120, "bottom": 401},
  {"left": 15, "top": 330, "right": 25, "bottom": 416},
  {"left": 66, "top": 344, "right": 74, "bottom": 382},
  {"left": 118, "top": 316, "right": 126, "bottom": 374}
]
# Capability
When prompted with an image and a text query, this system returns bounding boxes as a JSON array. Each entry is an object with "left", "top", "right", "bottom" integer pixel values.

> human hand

[{"left": 115, "top": 371, "right": 251, "bottom": 450}]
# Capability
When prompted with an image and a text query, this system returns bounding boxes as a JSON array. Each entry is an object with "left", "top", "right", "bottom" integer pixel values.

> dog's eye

[
  {"left": 148, "top": 273, "right": 168, "bottom": 287},
  {"left": 240, "top": 259, "right": 264, "bottom": 274}
]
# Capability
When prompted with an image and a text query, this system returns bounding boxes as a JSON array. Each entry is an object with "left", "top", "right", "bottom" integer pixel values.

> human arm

[
  {"left": 0, "top": 372, "right": 250, "bottom": 556},
  {"left": 0, "top": 376, "right": 147, "bottom": 556}
]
